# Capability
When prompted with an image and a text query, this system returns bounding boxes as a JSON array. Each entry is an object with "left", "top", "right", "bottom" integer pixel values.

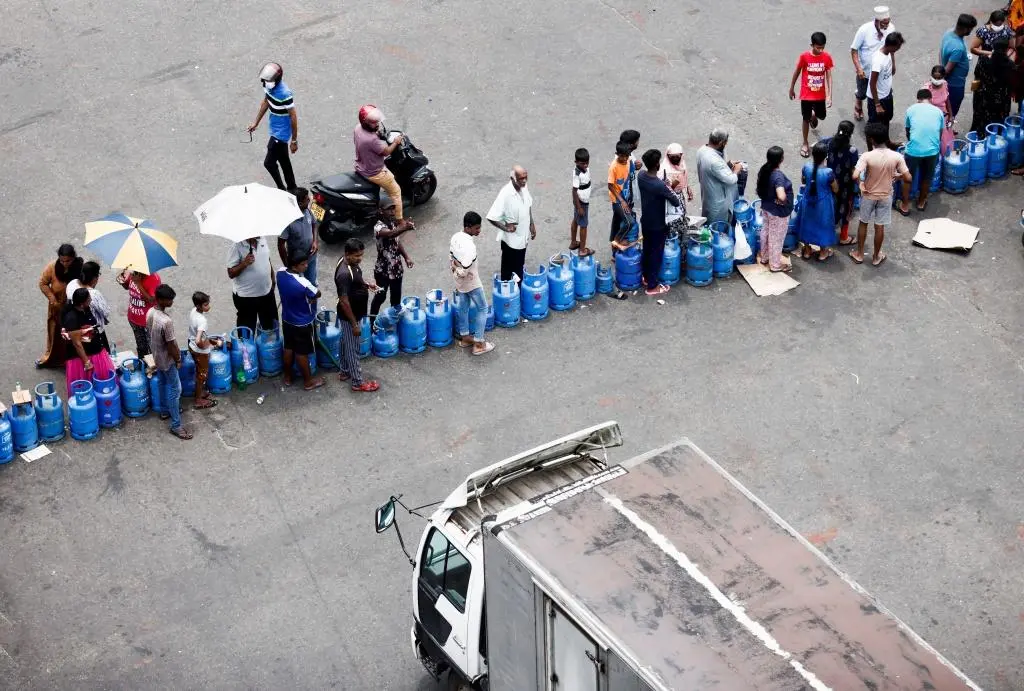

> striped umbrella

[{"left": 83, "top": 213, "right": 179, "bottom": 275}]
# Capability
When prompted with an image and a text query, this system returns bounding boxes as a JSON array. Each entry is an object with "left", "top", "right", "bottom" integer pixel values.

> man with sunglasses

[
  {"left": 486, "top": 165, "right": 535, "bottom": 282},
  {"left": 246, "top": 62, "right": 298, "bottom": 190}
]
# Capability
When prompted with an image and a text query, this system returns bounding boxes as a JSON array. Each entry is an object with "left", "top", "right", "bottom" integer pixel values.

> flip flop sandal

[
  {"left": 838, "top": 237, "right": 856, "bottom": 245},
  {"left": 193, "top": 399, "right": 218, "bottom": 410},
  {"left": 872, "top": 254, "right": 887, "bottom": 267},
  {"left": 170, "top": 427, "right": 193, "bottom": 440},
  {"left": 849, "top": 251, "right": 864, "bottom": 264},
  {"left": 916, "top": 203, "right": 928, "bottom": 212},
  {"left": 351, "top": 381, "right": 380, "bottom": 392},
  {"left": 471, "top": 342, "right": 495, "bottom": 356},
  {"left": 817, "top": 249, "right": 835, "bottom": 262},
  {"left": 338, "top": 372, "right": 351, "bottom": 381},
  {"left": 799, "top": 146, "right": 810, "bottom": 158},
  {"left": 578, "top": 248, "right": 594, "bottom": 257},
  {"left": 304, "top": 378, "right": 326, "bottom": 391},
  {"left": 568, "top": 241, "right": 580, "bottom": 250},
  {"left": 456, "top": 339, "right": 473, "bottom": 348},
  {"left": 897, "top": 206, "right": 911, "bottom": 217},
  {"left": 769, "top": 266, "right": 793, "bottom": 273}
]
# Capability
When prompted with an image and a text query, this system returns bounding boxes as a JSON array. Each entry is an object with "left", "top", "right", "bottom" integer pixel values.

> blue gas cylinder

[
  {"left": 783, "top": 195, "right": 800, "bottom": 252},
  {"left": 547, "top": 254, "right": 576, "bottom": 311},
  {"left": 68, "top": 380, "right": 99, "bottom": 441},
  {"left": 685, "top": 236, "right": 713, "bottom": 287},
  {"left": 943, "top": 139, "right": 970, "bottom": 193},
  {"left": 208, "top": 340, "right": 233, "bottom": 394},
  {"left": 965, "top": 131, "right": 988, "bottom": 186},
  {"left": 33, "top": 381, "right": 65, "bottom": 443},
  {"left": 256, "top": 325, "right": 283, "bottom": 376},
  {"left": 895, "top": 146, "right": 920, "bottom": 203},
  {"left": 571, "top": 253, "right": 597, "bottom": 300},
  {"left": 316, "top": 310, "right": 342, "bottom": 370},
  {"left": 750, "top": 199, "right": 765, "bottom": 237},
  {"left": 520, "top": 265, "right": 550, "bottom": 320},
  {"left": 492, "top": 275, "right": 521, "bottom": 327},
  {"left": 0, "top": 409, "right": 13, "bottom": 463},
  {"left": 11, "top": 402, "right": 38, "bottom": 452},
  {"left": 295, "top": 349, "right": 319, "bottom": 376},
  {"left": 230, "top": 327, "right": 259, "bottom": 385},
  {"left": 93, "top": 371, "right": 122, "bottom": 429},
  {"left": 710, "top": 222, "right": 735, "bottom": 278},
  {"left": 733, "top": 198, "right": 753, "bottom": 226},
  {"left": 358, "top": 315, "right": 372, "bottom": 357},
  {"left": 373, "top": 306, "right": 400, "bottom": 358},
  {"left": 118, "top": 357, "right": 151, "bottom": 417},
  {"left": 399, "top": 297, "right": 427, "bottom": 354},
  {"left": 485, "top": 304, "right": 495, "bottom": 331},
  {"left": 596, "top": 263, "right": 613, "bottom": 294},
  {"left": 180, "top": 349, "right": 196, "bottom": 397},
  {"left": 986, "top": 123, "right": 1009, "bottom": 179},
  {"left": 931, "top": 154, "right": 943, "bottom": 193},
  {"left": 1005, "top": 115, "right": 1024, "bottom": 168},
  {"left": 659, "top": 234, "right": 682, "bottom": 285},
  {"left": 614, "top": 246, "right": 642, "bottom": 291},
  {"left": 149, "top": 372, "right": 167, "bottom": 416},
  {"left": 425, "top": 289, "right": 454, "bottom": 347}
]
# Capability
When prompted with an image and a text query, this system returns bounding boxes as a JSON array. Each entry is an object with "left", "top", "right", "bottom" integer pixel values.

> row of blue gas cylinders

[
  {"left": 940, "top": 116, "right": 1024, "bottom": 194},
  {"left": 0, "top": 381, "right": 107, "bottom": 461}
]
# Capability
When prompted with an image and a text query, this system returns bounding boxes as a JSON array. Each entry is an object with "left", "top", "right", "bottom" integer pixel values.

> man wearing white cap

[{"left": 850, "top": 7, "right": 895, "bottom": 121}]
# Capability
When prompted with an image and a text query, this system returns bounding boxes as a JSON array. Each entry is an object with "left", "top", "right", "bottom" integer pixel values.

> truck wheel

[{"left": 446, "top": 670, "right": 476, "bottom": 691}]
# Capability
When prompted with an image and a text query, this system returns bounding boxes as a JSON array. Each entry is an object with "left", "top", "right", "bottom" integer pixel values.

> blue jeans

[
  {"left": 948, "top": 82, "right": 966, "bottom": 119},
  {"left": 456, "top": 287, "right": 487, "bottom": 343},
  {"left": 160, "top": 366, "right": 182, "bottom": 431}
]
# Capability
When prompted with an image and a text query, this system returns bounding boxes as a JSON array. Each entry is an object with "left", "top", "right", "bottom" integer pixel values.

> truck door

[
  {"left": 417, "top": 527, "right": 473, "bottom": 676},
  {"left": 547, "top": 602, "right": 600, "bottom": 691}
]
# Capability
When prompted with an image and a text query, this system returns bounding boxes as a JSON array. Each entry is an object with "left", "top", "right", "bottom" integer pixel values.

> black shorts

[
  {"left": 282, "top": 321, "right": 315, "bottom": 355},
  {"left": 801, "top": 100, "right": 827, "bottom": 122}
]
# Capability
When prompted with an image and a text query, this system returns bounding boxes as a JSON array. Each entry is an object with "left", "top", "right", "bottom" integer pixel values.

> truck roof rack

[{"left": 441, "top": 421, "right": 623, "bottom": 512}]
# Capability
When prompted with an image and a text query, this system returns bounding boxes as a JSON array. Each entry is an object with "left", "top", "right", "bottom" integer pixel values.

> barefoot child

[
  {"left": 570, "top": 148, "right": 593, "bottom": 256},
  {"left": 789, "top": 32, "right": 834, "bottom": 158},
  {"left": 188, "top": 291, "right": 222, "bottom": 409}
]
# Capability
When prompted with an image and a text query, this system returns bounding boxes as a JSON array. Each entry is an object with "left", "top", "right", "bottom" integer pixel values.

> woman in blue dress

[
  {"left": 797, "top": 141, "right": 839, "bottom": 261},
  {"left": 821, "top": 121, "right": 859, "bottom": 245}
]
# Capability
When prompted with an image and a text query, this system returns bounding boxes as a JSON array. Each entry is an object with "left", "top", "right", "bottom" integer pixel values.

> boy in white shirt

[
  {"left": 570, "top": 148, "right": 593, "bottom": 257},
  {"left": 188, "top": 291, "right": 222, "bottom": 409}
]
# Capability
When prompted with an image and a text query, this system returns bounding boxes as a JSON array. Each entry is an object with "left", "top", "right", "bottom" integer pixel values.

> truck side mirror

[{"left": 375, "top": 499, "right": 396, "bottom": 533}]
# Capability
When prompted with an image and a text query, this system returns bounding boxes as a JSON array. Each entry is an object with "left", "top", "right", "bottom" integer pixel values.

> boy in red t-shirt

[{"left": 789, "top": 32, "right": 834, "bottom": 158}]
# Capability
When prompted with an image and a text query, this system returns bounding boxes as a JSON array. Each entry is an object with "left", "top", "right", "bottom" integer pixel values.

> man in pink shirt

[{"left": 354, "top": 105, "right": 413, "bottom": 231}]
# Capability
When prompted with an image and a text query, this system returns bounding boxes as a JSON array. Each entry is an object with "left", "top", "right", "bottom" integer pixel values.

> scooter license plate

[{"left": 310, "top": 202, "right": 325, "bottom": 222}]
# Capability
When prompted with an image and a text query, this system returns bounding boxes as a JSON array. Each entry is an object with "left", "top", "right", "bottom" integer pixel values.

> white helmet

[
  {"left": 259, "top": 62, "right": 283, "bottom": 86},
  {"left": 450, "top": 232, "right": 477, "bottom": 267}
]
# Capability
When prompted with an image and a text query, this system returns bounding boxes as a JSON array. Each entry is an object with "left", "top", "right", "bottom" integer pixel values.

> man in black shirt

[{"left": 334, "top": 239, "right": 380, "bottom": 392}]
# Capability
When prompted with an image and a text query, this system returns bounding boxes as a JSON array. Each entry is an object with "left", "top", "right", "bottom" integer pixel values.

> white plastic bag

[{"left": 733, "top": 220, "right": 752, "bottom": 261}]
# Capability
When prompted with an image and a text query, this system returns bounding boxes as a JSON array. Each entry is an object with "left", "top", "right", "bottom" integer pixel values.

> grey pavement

[{"left": 1, "top": 0, "right": 1023, "bottom": 689}]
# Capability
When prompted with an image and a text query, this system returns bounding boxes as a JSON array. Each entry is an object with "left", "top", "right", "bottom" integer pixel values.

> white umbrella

[{"left": 194, "top": 182, "right": 301, "bottom": 243}]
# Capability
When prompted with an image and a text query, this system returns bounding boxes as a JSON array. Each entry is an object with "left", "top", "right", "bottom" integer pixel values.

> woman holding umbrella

[{"left": 36, "top": 244, "right": 83, "bottom": 368}]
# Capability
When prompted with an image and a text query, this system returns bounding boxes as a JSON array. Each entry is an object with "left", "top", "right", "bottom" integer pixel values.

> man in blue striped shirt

[{"left": 247, "top": 62, "right": 298, "bottom": 190}]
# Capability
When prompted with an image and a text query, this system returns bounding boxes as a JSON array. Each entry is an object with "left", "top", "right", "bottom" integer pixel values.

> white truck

[{"left": 375, "top": 422, "right": 980, "bottom": 691}]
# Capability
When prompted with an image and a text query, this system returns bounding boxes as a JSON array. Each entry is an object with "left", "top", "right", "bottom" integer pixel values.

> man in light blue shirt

[
  {"left": 939, "top": 14, "right": 978, "bottom": 119},
  {"left": 901, "top": 90, "right": 946, "bottom": 214},
  {"left": 247, "top": 62, "right": 299, "bottom": 190}
]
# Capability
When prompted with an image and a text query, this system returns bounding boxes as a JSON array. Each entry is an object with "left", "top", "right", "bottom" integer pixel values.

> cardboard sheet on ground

[
  {"left": 912, "top": 218, "right": 979, "bottom": 251},
  {"left": 737, "top": 259, "right": 799, "bottom": 296}
]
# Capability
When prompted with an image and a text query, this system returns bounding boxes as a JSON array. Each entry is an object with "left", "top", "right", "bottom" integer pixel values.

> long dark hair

[
  {"left": 53, "top": 243, "right": 83, "bottom": 283},
  {"left": 756, "top": 146, "right": 785, "bottom": 201},
  {"left": 808, "top": 142, "right": 828, "bottom": 195},
  {"left": 830, "top": 120, "right": 854, "bottom": 156}
]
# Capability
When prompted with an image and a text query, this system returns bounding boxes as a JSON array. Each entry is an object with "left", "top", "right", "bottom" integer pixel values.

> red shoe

[{"left": 351, "top": 380, "right": 380, "bottom": 392}]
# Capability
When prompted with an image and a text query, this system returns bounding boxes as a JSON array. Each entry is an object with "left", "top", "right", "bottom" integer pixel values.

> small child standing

[
  {"left": 570, "top": 148, "right": 593, "bottom": 256},
  {"left": 789, "top": 31, "right": 834, "bottom": 158},
  {"left": 188, "top": 291, "right": 221, "bottom": 410}
]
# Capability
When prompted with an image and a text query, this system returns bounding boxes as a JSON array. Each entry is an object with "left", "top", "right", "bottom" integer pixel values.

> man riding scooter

[{"left": 354, "top": 105, "right": 414, "bottom": 232}]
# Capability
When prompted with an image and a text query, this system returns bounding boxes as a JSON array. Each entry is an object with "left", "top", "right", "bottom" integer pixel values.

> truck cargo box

[{"left": 482, "top": 438, "right": 979, "bottom": 691}]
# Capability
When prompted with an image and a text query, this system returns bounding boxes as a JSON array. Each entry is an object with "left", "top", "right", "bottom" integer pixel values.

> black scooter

[{"left": 310, "top": 128, "right": 437, "bottom": 243}]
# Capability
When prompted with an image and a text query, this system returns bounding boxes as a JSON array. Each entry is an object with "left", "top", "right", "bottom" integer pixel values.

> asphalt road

[{"left": 1, "top": 0, "right": 1023, "bottom": 689}]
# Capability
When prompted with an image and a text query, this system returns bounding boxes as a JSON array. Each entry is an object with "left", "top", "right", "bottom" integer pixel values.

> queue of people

[{"left": 32, "top": 6, "right": 1022, "bottom": 441}]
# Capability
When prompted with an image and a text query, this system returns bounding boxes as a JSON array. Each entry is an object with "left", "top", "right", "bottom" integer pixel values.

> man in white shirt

[
  {"left": 868, "top": 31, "right": 905, "bottom": 134},
  {"left": 486, "top": 165, "right": 535, "bottom": 281},
  {"left": 225, "top": 236, "right": 278, "bottom": 334},
  {"left": 850, "top": 6, "right": 895, "bottom": 121}
]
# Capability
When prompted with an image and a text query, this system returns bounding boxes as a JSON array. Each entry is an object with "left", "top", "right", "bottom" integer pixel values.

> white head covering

[
  {"left": 450, "top": 232, "right": 477, "bottom": 267},
  {"left": 666, "top": 142, "right": 684, "bottom": 156},
  {"left": 874, "top": 5, "right": 890, "bottom": 20}
]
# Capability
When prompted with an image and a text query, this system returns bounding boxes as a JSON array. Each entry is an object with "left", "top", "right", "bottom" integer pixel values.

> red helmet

[{"left": 358, "top": 104, "right": 383, "bottom": 127}]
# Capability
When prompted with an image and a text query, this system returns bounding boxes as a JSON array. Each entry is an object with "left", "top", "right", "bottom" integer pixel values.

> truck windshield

[{"left": 419, "top": 528, "right": 472, "bottom": 612}]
